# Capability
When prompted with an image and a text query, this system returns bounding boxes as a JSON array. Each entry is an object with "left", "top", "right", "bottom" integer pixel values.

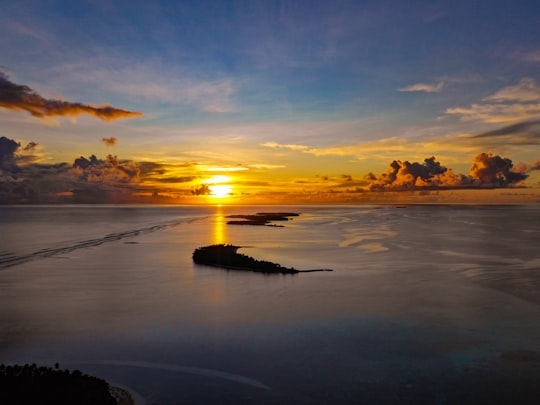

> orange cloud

[
  {"left": 0, "top": 72, "right": 142, "bottom": 121},
  {"left": 366, "top": 153, "right": 528, "bottom": 191}
]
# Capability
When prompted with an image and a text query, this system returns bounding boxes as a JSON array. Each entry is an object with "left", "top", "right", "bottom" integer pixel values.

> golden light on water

[{"left": 212, "top": 206, "right": 227, "bottom": 245}]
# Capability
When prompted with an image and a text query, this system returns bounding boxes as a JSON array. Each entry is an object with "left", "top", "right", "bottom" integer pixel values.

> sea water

[{"left": 1, "top": 204, "right": 540, "bottom": 403}]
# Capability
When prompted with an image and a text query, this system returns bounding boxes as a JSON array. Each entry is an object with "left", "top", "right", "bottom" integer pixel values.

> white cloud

[
  {"left": 484, "top": 78, "right": 540, "bottom": 102},
  {"left": 260, "top": 141, "right": 310, "bottom": 151},
  {"left": 446, "top": 78, "right": 540, "bottom": 124},
  {"left": 446, "top": 103, "right": 540, "bottom": 123},
  {"left": 398, "top": 81, "right": 444, "bottom": 93}
]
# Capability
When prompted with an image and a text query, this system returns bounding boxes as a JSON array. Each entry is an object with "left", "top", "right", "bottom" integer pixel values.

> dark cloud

[
  {"left": 470, "top": 153, "right": 527, "bottom": 186},
  {"left": 70, "top": 154, "right": 140, "bottom": 183},
  {"left": 138, "top": 161, "right": 167, "bottom": 176},
  {"left": 191, "top": 184, "right": 211, "bottom": 195},
  {"left": 0, "top": 136, "right": 20, "bottom": 166},
  {"left": 1, "top": 136, "right": 142, "bottom": 203},
  {"left": 295, "top": 180, "right": 321, "bottom": 184},
  {"left": 0, "top": 72, "right": 142, "bottom": 121},
  {"left": 154, "top": 176, "right": 197, "bottom": 183},
  {"left": 102, "top": 137, "right": 117, "bottom": 146},
  {"left": 367, "top": 153, "right": 528, "bottom": 191},
  {"left": 0, "top": 136, "right": 207, "bottom": 203},
  {"left": 0, "top": 145, "right": 72, "bottom": 203},
  {"left": 474, "top": 120, "right": 540, "bottom": 145},
  {"left": 74, "top": 154, "right": 101, "bottom": 170},
  {"left": 23, "top": 141, "right": 38, "bottom": 151},
  {"left": 233, "top": 181, "right": 270, "bottom": 187}
]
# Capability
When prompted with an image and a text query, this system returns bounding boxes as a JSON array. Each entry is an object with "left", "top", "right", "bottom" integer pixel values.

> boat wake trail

[
  {"left": 89, "top": 360, "right": 271, "bottom": 390},
  {"left": 0, "top": 216, "right": 206, "bottom": 270}
]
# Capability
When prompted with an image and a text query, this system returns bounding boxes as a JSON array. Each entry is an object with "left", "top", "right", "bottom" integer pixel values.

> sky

[{"left": 1, "top": 0, "right": 540, "bottom": 204}]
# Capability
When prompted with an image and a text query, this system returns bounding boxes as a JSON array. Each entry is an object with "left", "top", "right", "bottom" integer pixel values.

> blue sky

[{"left": 1, "top": 0, "right": 540, "bottom": 203}]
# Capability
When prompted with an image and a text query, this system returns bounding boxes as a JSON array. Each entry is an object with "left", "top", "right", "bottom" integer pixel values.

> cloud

[
  {"left": 483, "top": 78, "right": 540, "bottom": 102},
  {"left": 23, "top": 141, "right": 38, "bottom": 151},
  {"left": 366, "top": 153, "right": 528, "bottom": 191},
  {"left": 0, "top": 136, "right": 20, "bottom": 166},
  {"left": 206, "top": 166, "right": 248, "bottom": 172},
  {"left": 447, "top": 79, "right": 540, "bottom": 124},
  {"left": 70, "top": 154, "right": 140, "bottom": 183},
  {"left": 474, "top": 119, "right": 540, "bottom": 142},
  {"left": 470, "top": 153, "right": 528, "bottom": 185},
  {"left": 0, "top": 136, "right": 207, "bottom": 203},
  {"left": 513, "top": 160, "right": 540, "bottom": 173},
  {"left": 446, "top": 104, "right": 540, "bottom": 124},
  {"left": 260, "top": 141, "right": 310, "bottom": 151},
  {"left": 249, "top": 164, "right": 286, "bottom": 170},
  {"left": 191, "top": 184, "right": 211, "bottom": 195},
  {"left": 152, "top": 176, "right": 197, "bottom": 184},
  {"left": 102, "top": 137, "right": 117, "bottom": 146},
  {"left": 0, "top": 136, "right": 41, "bottom": 167},
  {"left": 0, "top": 72, "right": 143, "bottom": 121},
  {"left": 447, "top": 103, "right": 540, "bottom": 124},
  {"left": 398, "top": 82, "right": 444, "bottom": 93}
]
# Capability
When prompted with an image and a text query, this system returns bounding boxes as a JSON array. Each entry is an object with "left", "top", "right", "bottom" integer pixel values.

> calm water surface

[{"left": 1, "top": 204, "right": 540, "bottom": 404}]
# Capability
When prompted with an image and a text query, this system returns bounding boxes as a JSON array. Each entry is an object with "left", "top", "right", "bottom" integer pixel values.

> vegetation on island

[
  {"left": 0, "top": 363, "right": 119, "bottom": 405},
  {"left": 193, "top": 244, "right": 332, "bottom": 274},
  {"left": 226, "top": 212, "right": 300, "bottom": 226}
]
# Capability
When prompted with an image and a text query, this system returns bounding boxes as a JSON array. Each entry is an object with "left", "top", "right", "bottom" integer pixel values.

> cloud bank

[
  {"left": 0, "top": 72, "right": 142, "bottom": 121},
  {"left": 1, "top": 135, "right": 536, "bottom": 204},
  {"left": 366, "top": 153, "right": 528, "bottom": 191}
]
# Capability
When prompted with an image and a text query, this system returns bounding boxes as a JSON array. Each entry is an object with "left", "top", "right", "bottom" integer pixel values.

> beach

[{"left": 1, "top": 204, "right": 540, "bottom": 403}]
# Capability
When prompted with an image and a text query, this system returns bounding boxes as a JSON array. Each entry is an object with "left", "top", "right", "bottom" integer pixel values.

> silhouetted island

[
  {"left": 193, "top": 244, "right": 333, "bottom": 274},
  {"left": 0, "top": 363, "right": 133, "bottom": 405},
  {"left": 226, "top": 212, "right": 300, "bottom": 226}
]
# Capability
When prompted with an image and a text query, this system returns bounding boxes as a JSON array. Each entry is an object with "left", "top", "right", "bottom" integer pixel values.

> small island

[
  {"left": 226, "top": 212, "right": 300, "bottom": 226},
  {"left": 193, "top": 244, "right": 333, "bottom": 274}
]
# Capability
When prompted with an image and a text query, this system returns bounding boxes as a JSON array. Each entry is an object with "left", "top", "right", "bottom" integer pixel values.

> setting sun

[
  {"left": 206, "top": 175, "right": 233, "bottom": 199},
  {"left": 208, "top": 184, "right": 233, "bottom": 198}
]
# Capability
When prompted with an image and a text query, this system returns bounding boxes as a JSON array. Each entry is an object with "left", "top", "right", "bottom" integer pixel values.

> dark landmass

[
  {"left": 226, "top": 212, "right": 300, "bottom": 226},
  {"left": 0, "top": 363, "right": 127, "bottom": 405},
  {"left": 193, "top": 244, "right": 333, "bottom": 274}
]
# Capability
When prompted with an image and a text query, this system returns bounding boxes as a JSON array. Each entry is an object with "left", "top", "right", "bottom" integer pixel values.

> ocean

[{"left": 1, "top": 204, "right": 540, "bottom": 404}]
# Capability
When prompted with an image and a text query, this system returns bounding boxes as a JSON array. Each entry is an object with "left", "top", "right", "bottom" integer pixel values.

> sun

[
  {"left": 209, "top": 184, "right": 233, "bottom": 198},
  {"left": 206, "top": 175, "right": 233, "bottom": 199}
]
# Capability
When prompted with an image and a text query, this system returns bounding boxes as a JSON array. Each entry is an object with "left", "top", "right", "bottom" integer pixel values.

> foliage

[
  {"left": 0, "top": 363, "right": 116, "bottom": 405},
  {"left": 193, "top": 244, "right": 299, "bottom": 274}
]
